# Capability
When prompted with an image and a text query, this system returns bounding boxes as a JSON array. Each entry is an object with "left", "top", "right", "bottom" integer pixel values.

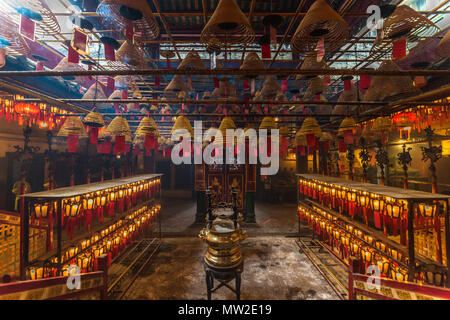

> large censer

[{"left": 199, "top": 188, "right": 247, "bottom": 270}]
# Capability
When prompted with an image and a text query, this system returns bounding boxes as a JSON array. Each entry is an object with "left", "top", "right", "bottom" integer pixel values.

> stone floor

[{"left": 121, "top": 197, "right": 339, "bottom": 300}]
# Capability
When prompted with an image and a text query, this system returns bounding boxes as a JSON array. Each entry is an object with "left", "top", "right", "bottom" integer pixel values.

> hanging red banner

[
  {"left": 392, "top": 38, "right": 407, "bottom": 60},
  {"left": 19, "top": 15, "right": 35, "bottom": 41}
]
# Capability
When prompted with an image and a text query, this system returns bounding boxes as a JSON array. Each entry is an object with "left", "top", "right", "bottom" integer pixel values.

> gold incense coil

[
  {"left": 290, "top": 0, "right": 349, "bottom": 57},
  {"left": 299, "top": 117, "right": 322, "bottom": 137},
  {"left": 83, "top": 111, "right": 104, "bottom": 128},
  {"left": 200, "top": 0, "right": 255, "bottom": 45},
  {"left": 363, "top": 60, "right": 420, "bottom": 102}
]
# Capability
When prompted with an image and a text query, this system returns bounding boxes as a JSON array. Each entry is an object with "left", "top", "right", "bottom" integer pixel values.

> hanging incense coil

[
  {"left": 98, "top": 126, "right": 110, "bottom": 141},
  {"left": 363, "top": 60, "right": 420, "bottom": 102},
  {"left": 0, "top": 11, "right": 30, "bottom": 55},
  {"left": 320, "top": 132, "right": 334, "bottom": 142},
  {"left": 436, "top": 29, "right": 450, "bottom": 58},
  {"left": 57, "top": 117, "right": 87, "bottom": 137},
  {"left": 309, "top": 95, "right": 332, "bottom": 115},
  {"left": 332, "top": 86, "right": 359, "bottom": 122},
  {"left": 106, "top": 116, "right": 132, "bottom": 139},
  {"left": 290, "top": 0, "right": 349, "bottom": 57},
  {"left": 114, "top": 40, "right": 146, "bottom": 68},
  {"left": 206, "top": 38, "right": 221, "bottom": 54},
  {"left": 135, "top": 117, "right": 159, "bottom": 137},
  {"left": 299, "top": 117, "right": 322, "bottom": 137},
  {"left": 259, "top": 117, "right": 278, "bottom": 130},
  {"left": 83, "top": 83, "right": 109, "bottom": 109},
  {"left": 178, "top": 50, "right": 206, "bottom": 70},
  {"left": 171, "top": 115, "right": 194, "bottom": 137},
  {"left": 304, "top": 76, "right": 329, "bottom": 98},
  {"left": 83, "top": 111, "right": 104, "bottom": 128},
  {"left": 240, "top": 52, "right": 265, "bottom": 77},
  {"left": 338, "top": 117, "right": 357, "bottom": 136},
  {"left": 164, "top": 75, "right": 188, "bottom": 98},
  {"left": 200, "top": 0, "right": 255, "bottom": 45},
  {"left": 8, "top": 0, "right": 60, "bottom": 35},
  {"left": 296, "top": 53, "right": 330, "bottom": 81},
  {"left": 203, "top": 91, "right": 212, "bottom": 100},
  {"left": 211, "top": 78, "right": 237, "bottom": 100},
  {"left": 109, "top": 89, "right": 137, "bottom": 111},
  {"left": 372, "top": 116, "right": 392, "bottom": 132},
  {"left": 53, "top": 57, "right": 89, "bottom": 84},
  {"left": 218, "top": 117, "right": 237, "bottom": 136},
  {"left": 260, "top": 76, "right": 281, "bottom": 99},
  {"left": 373, "top": 5, "right": 439, "bottom": 55},
  {"left": 114, "top": 75, "right": 138, "bottom": 91},
  {"left": 96, "top": 0, "right": 159, "bottom": 41}
]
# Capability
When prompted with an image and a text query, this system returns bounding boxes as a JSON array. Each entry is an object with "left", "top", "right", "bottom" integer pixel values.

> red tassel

[
  {"left": 261, "top": 44, "right": 271, "bottom": 59},
  {"left": 306, "top": 133, "right": 315, "bottom": 147},
  {"left": 213, "top": 77, "right": 219, "bottom": 88},
  {"left": 19, "top": 15, "right": 35, "bottom": 40},
  {"left": 316, "top": 38, "right": 325, "bottom": 62},
  {"left": 243, "top": 79, "right": 250, "bottom": 91},
  {"left": 360, "top": 75, "right": 371, "bottom": 89},
  {"left": 104, "top": 44, "right": 115, "bottom": 61},
  {"left": 115, "top": 135, "right": 125, "bottom": 153},
  {"left": 281, "top": 79, "right": 287, "bottom": 93},
  {"left": 67, "top": 46, "right": 79, "bottom": 64},
  {"left": 67, "top": 134, "right": 79, "bottom": 153},
  {"left": 344, "top": 80, "right": 352, "bottom": 91},
  {"left": 145, "top": 134, "right": 154, "bottom": 149},
  {"left": 323, "top": 141, "right": 330, "bottom": 152},
  {"left": 107, "top": 77, "right": 115, "bottom": 90},
  {"left": 392, "top": 38, "right": 407, "bottom": 60},
  {"left": 339, "top": 140, "right": 347, "bottom": 152},
  {"left": 343, "top": 130, "right": 354, "bottom": 145},
  {"left": 36, "top": 61, "right": 43, "bottom": 71},
  {"left": 155, "top": 75, "right": 160, "bottom": 88},
  {"left": 134, "top": 145, "right": 140, "bottom": 155},
  {"left": 125, "top": 20, "right": 134, "bottom": 42},
  {"left": 89, "top": 127, "right": 99, "bottom": 145}
]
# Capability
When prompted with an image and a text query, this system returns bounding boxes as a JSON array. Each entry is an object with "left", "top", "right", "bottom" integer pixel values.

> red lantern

[{"left": 14, "top": 103, "right": 39, "bottom": 116}]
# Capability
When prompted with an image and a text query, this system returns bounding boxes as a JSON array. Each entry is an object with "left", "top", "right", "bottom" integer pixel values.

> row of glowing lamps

[
  {"left": 298, "top": 204, "right": 409, "bottom": 282},
  {"left": 33, "top": 178, "right": 161, "bottom": 220},
  {"left": 27, "top": 204, "right": 161, "bottom": 280},
  {"left": 299, "top": 178, "right": 439, "bottom": 220}
]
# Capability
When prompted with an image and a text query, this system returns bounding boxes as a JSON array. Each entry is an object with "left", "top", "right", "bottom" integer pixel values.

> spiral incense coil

[
  {"left": 96, "top": 0, "right": 159, "bottom": 42},
  {"left": 82, "top": 83, "right": 109, "bottom": 109},
  {"left": 178, "top": 50, "right": 206, "bottom": 70},
  {"left": 0, "top": 11, "right": 30, "bottom": 56},
  {"left": 83, "top": 111, "right": 104, "bottom": 128},
  {"left": 319, "top": 132, "right": 334, "bottom": 142},
  {"left": 296, "top": 53, "right": 330, "bottom": 81},
  {"left": 57, "top": 117, "right": 87, "bottom": 137},
  {"left": 338, "top": 117, "right": 357, "bottom": 136},
  {"left": 260, "top": 76, "right": 281, "bottom": 99},
  {"left": 106, "top": 116, "right": 132, "bottom": 139},
  {"left": 436, "top": 29, "right": 450, "bottom": 58},
  {"left": 164, "top": 75, "right": 188, "bottom": 97},
  {"left": 299, "top": 117, "right": 322, "bottom": 137},
  {"left": 372, "top": 5, "right": 439, "bottom": 56},
  {"left": 114, "top": 40, "right": 146, "bottom": 68},
  {"left": 210, "top": 78, "right": 237, "bottom": 100},
  {"left": 240, "top": 52, "right": 265, "bottom": 77},
  {"left": 206, "top": 38, "right": 221, "bottom": 54},
  {"left": 290, "top": 0, "right": 349, "bottom": 57},
  {"left": 200, "top": 0, "right": 255, "bottom": 45},
  {"left": 259, "top": 117, "right": 278, "bottom": 130},
  {"left": 109, "top": 89, "right": 136, "bottom": 111},
  {"left": 135, "top": 117, "right": 159, "bottom": 137},
  {"left": 304, "top": 76, "right": 329, "bottom": 98},
  {"left": 5, "top": 0, "right": 61, "bottom": 35},
  {"left": 171, "top": 115, "right": 194, "bottom": 137},
  {"left": 363, "top": 60, "right": 420, "bottom": 102}
]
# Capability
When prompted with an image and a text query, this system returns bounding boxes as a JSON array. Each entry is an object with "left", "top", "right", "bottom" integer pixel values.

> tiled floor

[{"left": 121, "top": 196, "right": 339, "bottom": 300}]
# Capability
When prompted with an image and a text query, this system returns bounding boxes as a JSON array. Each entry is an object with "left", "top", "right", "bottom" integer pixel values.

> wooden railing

[
  {"left": 348, "top": 259, "right": 450, "bottom": 300},
  {"left": 0, "top": 255, "right": 108, "bottom": 300}
]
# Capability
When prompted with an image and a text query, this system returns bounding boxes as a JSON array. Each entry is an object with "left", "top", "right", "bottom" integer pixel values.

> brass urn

[{"left": 199, "top": 213, "right": 247, "bottom": 270}]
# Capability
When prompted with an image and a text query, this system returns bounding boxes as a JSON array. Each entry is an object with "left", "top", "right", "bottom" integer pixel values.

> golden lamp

[
  {"left": 65, "top": 201, "right": 81, "bottom": 217},
  {"left": 418, "top": 203, "right": 437, "bottom": 218},
  {"left": 34, "top": 203, "right": 49, "bottom": 218}
]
